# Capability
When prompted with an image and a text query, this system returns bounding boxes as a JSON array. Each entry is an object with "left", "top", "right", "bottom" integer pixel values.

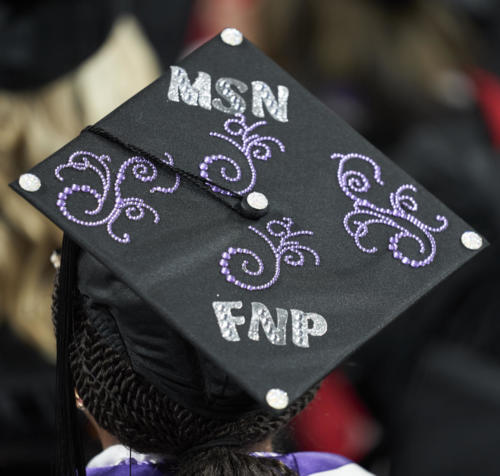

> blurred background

[{"left": 1, "top": 1, "right": 499, "bottom": 475}]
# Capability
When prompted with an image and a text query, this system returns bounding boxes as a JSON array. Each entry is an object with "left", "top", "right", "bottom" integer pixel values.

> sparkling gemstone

[
  {"left": 220, "top": 28, "right": 243, "bottom": 46},
  {"left": 18, "top": 173, "right": 42, "bottom": 192},
  {"left": 246, "top": 191, "right": 268, "bottom": 211},
  {"left": 461, "top": 231, "right": 482, "bottom": 250},
  {"left": 266, "top": 388, "right": 289, "bottom": 410}
]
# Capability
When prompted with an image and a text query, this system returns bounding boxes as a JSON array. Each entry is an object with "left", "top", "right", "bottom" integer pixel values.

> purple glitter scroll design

[
  {"left": 54, "top": 150, "right": 180, "bottom": 244},
  {"left": 331, "top": 152, "right": 448, "bottom": 267},
  {"left": 220, "top": 217, "right": 320, "bottom": 291},
  {"left": 199, "top": 113, "right": 285, "bottom": 196}
]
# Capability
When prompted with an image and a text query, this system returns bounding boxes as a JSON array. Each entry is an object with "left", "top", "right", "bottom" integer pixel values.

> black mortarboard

[{"left": 11, "top": 26, "right": 485, "bottom": 464}]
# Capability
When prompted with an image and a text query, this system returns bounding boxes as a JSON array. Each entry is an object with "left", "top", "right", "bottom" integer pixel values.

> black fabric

[
  {"left": 78, "top": 252, "right": 258, "bottom": 418},
  {"left": 83, "top": 124, "right": 243, "bottom": 205},
  {"left": 10, "top": 33, "right": 485, "bottom": 416}
]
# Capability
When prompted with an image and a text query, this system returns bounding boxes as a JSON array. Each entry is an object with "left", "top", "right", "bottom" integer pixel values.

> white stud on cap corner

[
  {"left": 266, "top": 388, "right": 289, "bottom": 410},
  {"left": 220, "top": 28, "right": 243, "bottom": 46},
  {"left": 461, "top": 231, "right": 483, "bottom": 250},
  {"left": 19, "top": 173, "right": 41, "bottom": 192}
]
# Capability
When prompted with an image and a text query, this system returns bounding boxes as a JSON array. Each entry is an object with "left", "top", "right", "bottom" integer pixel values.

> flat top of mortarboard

[{"left": 11, "top": 28, "right": 486, "bottom": 413}]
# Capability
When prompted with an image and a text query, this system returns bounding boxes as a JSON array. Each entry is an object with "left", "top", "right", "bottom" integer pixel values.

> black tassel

[{"left": 55, "top": 234, "right": 85, "bottom": 476}]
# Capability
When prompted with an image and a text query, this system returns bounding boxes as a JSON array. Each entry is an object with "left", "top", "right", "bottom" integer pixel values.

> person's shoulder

[{"left": 269, "top": 451, "right": 375, "bottom": 476}]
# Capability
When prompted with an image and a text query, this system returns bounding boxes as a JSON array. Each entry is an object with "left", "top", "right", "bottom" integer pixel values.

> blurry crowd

[{"left": 1, "top": 1, "right": 499, "bottom": 475}]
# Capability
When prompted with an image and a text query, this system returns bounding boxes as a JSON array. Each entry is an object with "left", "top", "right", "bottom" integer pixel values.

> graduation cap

[{"left": 11, "top": 27, "right": 485, "bottom": 471}]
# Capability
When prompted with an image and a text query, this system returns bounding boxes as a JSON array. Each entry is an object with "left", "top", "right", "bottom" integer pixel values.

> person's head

[
  {"left": 14, "top": 26, "right": 483, "bottom": 476},
  {"left": 54, "top": 249, "right": 317, "bottom": 476}
]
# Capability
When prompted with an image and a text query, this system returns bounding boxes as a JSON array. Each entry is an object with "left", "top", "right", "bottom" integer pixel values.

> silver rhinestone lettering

[
  {"left": 168, "top": 66, "right": 212, "bottom": 110},
  {"left": 212, "top": 301, "right": 245, "bottom": 341},
  {"left": 251, "top": 81, "right": 289, "bottom": 122},
  {"left": 212, "top": 77, "right": 248, "bottom": 115},
  {"left": 291, "top": 309, "right": 327, "bottom": 348},
  {"left": 248, "top": 302, "right": 287, "bottom": 346}
]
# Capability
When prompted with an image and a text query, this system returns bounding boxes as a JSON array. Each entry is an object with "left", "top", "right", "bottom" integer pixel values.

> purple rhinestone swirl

[
  {"left": 220, "top": 217, "right": 320, "bottom": 291},
  {"left": 331, "top": 152, "right": 448, "bottom": 267},
  {"left": 54, "top": 150, "right": 180, "bottom": 244},
  {"left": 199, "top": 113, "right": 285, "bottom": 196}
]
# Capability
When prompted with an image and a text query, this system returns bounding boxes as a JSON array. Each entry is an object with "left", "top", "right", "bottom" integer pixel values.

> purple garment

[
  {"left": 275, "top": 451, "right": 353, "bottom": 474},
  {"left": 86, "top": 451, "right": 369, "bottom": 476}
]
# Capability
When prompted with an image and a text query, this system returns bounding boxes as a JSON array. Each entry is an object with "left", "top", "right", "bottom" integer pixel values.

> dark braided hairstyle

[{"left": 64, "top": 289, "right": 318, "bottom": 476}]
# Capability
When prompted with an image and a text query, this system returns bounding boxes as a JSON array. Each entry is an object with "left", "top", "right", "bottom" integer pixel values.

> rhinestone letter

[
  {"left": 248, "top": 302, "right": 287, "bottom": 345},
  {"left": 252, "top": 81, "right": 289, "bottom": 122},
  {"left": 212, "top": 301, "right": 245, "bottom": 341},
  {"left": 291, "top": 310, "right": 328, "bottom": 348},
  {"left": 212, "top": 77, "right": 248, "bottom": 114},
  {"left": 168, "top": 66, "right": 212, "bottom": 110}
]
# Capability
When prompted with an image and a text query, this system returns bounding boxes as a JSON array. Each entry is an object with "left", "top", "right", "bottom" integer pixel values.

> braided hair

[{"left": 64, "top": 291, "right": 317, "bottom": 476}]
